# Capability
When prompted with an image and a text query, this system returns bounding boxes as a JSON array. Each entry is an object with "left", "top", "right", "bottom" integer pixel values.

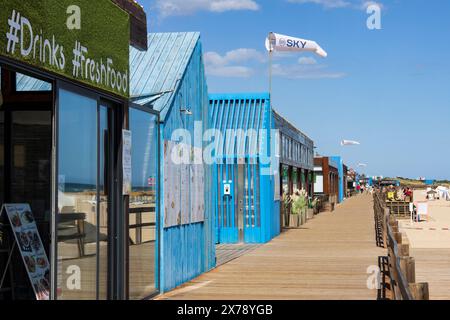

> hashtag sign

[
  {"left": 72, "top": 41, "right": 81, "bottom": 77},
  {"left": 6, "top": 10, "right": 21, "bottom": 54}
]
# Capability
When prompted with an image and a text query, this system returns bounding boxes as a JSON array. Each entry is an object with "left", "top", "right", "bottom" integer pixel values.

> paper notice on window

[
  {"left": 123, "top": 130, "right": 132, "bottom": 195},
  {"left": 1, "top": 204, "right": 50, "bottom": 300}
]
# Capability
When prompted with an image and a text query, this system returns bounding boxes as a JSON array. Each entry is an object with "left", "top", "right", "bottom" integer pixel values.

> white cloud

[
  {"left": 156, "top": 0, "right": 259, "bottom": 17},
  {"left": 272, "top": 61, "right": 346, "bottom": 79},
  {"left": 361, "top": 1, "right": 384, "bottom": 10},
  {"left": 204, "top": 48, "right": 266, "bottom": 78},
  {"left": 298, "top": 57, "right": 317, "bottom": 65},
  {"left": 287, "top": 0, "right": 383, "bottom": 10},
  {"left": 210, "top": 0, "right": 260, "bottom": 12},
  {"left": 205, "top": 48, "right": 345, "bottom": 79},
  {"left": 206, "top": 66, "right": 254, "bottom": 78},
  {"left": 287, "top": 0, "right": 351, "bottom": 9}
]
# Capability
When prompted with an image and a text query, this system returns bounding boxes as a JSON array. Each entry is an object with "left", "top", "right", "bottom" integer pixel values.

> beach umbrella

[{"left": 427, "top": 189, "right": 437, "bottom": 195}]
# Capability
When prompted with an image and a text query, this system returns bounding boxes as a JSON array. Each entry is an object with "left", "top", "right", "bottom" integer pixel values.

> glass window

[
  {"left": 292, "top": 168, "right": 298, "bottom": 190},
  {"left": 0, "top": 111, "right": 3, "bottom": 205},
  {"left": 57, "top": 88, "right": 99, "bottom": 300},
  {"left": 98, "top": 105, "right": 110, "bottom": 300},
  {"left": 16, "top": 73, "right": 52, "bottom": 91},
  {"left": 282, "top": 165, "right": 289, "bottom": 195},
  {"left": 11, "top": 111, "right": 52, "bottom": 220},
  {"left": 128, "top": 107, "right": 158, "bottom": 299}
]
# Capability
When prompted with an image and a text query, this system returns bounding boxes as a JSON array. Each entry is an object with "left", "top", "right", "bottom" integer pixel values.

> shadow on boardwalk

[{"left": 158, "top": 194, "right": 385, "bottom": 300}]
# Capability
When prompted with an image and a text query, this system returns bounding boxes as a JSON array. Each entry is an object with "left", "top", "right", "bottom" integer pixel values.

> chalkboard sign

[{"left": 1, "top": 204, "right": 50, "bottom": 300}]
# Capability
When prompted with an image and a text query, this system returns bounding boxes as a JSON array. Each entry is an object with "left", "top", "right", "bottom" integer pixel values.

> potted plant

[
  {"left": 282, "top": 192, "right": 292, "bottom": 227},
  {"left": 292, "top": 189, "right": 308, "bottom": 226}
]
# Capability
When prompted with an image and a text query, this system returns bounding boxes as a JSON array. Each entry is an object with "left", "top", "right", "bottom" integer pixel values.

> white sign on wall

[{"left": 122, "top": 130, "right": 132, "bottom": 195}]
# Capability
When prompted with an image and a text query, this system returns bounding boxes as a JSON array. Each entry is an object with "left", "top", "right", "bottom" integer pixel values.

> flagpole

[
  {"left": 268, "top": 33, "right": 274, "bottom": 180},
  {"left": 269, "top": 48, "right": 273, "bottom": 99}
]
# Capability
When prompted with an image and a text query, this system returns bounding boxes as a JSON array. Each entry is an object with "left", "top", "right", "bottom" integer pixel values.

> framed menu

[{"left": 1, "top": 204, "right": 50, "bottom": 300}]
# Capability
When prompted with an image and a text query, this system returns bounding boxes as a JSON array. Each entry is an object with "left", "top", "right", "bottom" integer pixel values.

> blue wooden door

[{"left": 216, "top": 162, "right": 262, "bottom": 243}]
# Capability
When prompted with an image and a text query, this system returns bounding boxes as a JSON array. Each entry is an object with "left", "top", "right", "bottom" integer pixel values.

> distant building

[{"left": 314, "top": 157, "right": 339, "bottom": 206}]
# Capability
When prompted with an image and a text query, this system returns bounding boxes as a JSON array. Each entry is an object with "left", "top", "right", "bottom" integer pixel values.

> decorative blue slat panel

[{"left": 209, "top": 93, "right": 279, "bottom": 244}]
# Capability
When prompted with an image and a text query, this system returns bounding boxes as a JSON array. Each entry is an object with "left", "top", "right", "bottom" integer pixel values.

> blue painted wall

[
  {"left": 330, "top": 156, "right": 344, "bottom": 203},
  {"left": 160, "top": 40, "right": 215, "bottom": 292}
]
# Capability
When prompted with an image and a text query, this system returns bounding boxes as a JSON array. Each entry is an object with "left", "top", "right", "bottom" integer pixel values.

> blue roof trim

[{"left": 209, "top": 93, "right": 270, "bottom": 100}]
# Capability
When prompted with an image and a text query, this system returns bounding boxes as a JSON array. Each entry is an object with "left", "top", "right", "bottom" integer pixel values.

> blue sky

[{"left": 140, "top": 0, "right": 450, "bottom": 180}]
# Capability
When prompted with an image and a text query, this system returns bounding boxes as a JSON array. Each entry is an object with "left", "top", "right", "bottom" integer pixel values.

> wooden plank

[{"left": 159, "top": 194, "right": 385, "bottom": 300}]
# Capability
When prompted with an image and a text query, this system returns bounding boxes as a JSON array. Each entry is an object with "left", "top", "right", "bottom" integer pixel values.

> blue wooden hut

[
  {"left": 130, "top": 32, "right": 215, "bottom": 292},
  {"left": 208, "top": 93, "right": 280, "bottom": 244}
]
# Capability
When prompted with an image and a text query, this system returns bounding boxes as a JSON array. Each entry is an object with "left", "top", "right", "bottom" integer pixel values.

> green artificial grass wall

[{"left": 0, "top": 0, "right": 130, "bottom": 98}]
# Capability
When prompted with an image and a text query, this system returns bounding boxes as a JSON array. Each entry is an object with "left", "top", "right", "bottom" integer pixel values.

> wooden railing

[{"left": 374, "top": 192, "right": 429, "bottom": 300}]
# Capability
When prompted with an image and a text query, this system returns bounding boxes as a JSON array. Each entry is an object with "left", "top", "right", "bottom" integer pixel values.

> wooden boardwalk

[{"left": 159, "top": 194, "right": 384, "bottom": 300}]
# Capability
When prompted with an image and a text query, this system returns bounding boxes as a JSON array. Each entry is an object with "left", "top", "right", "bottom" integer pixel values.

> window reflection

[
  {"left": 57, "top": 89, "right": 98, "bottom": 300},
  {"left": 128, "top": 108, "right": 158, "bottom": 299},
  {"left": 0, "top": 112, "right": 3, "bottom": 205},
  {"left": 16, "top": 73, "right": 52, "bottom": 91}
]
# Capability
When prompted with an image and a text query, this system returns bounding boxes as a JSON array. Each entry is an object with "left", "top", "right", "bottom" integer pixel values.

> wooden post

[
  {"left": 383, "top": 208, "right": 390, "bottom": 248},
  {"left": 399, "top": 244, "right": 410, "bottom": 257},
  {"left": 393, "top": 232, "right": 402, "bottom": 244},
  {"left": 399, "top": 256, "right": 415, "bottom": 283},
  {"left": 389, "top": 216, "right": 397, "bottom": 226},
  {"left": 409, "top": 283, "right": 429, "bottom": 300}
]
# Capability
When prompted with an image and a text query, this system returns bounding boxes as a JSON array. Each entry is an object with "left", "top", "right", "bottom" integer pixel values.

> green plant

[
  {"left": 309, "top": 197, "right": 318, "bottom": 209},
  {"left": 292, "top": 189, "right": 308, "bottom": 215},
  {"left": 282, "top": 193, "right": 292, "bottom": 211}
]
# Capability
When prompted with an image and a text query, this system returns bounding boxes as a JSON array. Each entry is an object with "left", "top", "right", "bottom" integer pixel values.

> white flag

[
  {"left": 341, "top": 140, "right": 361, "bottom": 146},
  {"left": 358, "top": 163, "right": 367, "bottom": 167},
  {"left": 265, "top": 32, "right": 327, "bottom": 58}
]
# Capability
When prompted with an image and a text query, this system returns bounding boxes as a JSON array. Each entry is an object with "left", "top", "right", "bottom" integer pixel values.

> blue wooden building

[
  {"left": 209, "top": 93, "right": 280, "bottom": 244},
  {"left": 130, "top": 32, "right": 215, "bottom": 292},
  {"left": 209, "top": 93, "right": 315, "bottom": 243},
  {"left": 273, "top": 110, "right": 315, "bottom": 228},
  {"left": 330, "top": 156, "right": 344, "bottom": 203}
]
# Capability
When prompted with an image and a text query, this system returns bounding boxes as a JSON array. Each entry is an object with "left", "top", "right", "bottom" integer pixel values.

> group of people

[
  {"left": 385, "top": 186, "right": 413, "bottom": 202},
  {"left": 356, "top": 184, "right": 374, "bottom": 195}
]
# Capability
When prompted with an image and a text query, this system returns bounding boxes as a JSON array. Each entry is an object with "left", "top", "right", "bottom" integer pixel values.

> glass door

[
  {"left": 128, "top": 106, "right": 159, "bottom": 299},
  {"left": 56, "top": 87, "right": 115, "bottom": 300}
]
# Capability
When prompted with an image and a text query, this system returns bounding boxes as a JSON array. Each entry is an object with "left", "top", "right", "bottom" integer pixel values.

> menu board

[{"left": 1, "top": 204, "right": 50, "bottom": 300}]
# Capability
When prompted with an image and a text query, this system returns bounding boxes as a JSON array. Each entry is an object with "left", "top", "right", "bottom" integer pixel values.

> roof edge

[{"left": 209, "top": 93, "right": 270, "bottom": 100}]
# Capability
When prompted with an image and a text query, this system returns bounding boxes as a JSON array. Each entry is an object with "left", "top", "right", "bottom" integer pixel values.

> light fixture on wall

[{"left": 180, "top": 107, "right": 193, "bottom": 116}]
